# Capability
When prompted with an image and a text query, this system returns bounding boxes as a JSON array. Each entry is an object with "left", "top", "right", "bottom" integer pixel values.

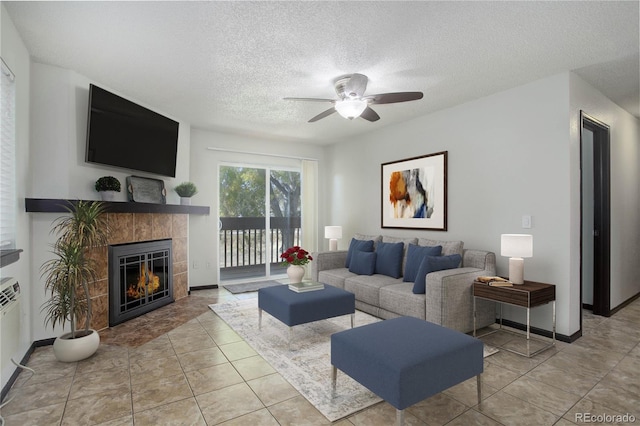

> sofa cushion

[
  {"left": 382, "top": 236, "right": 418, "bottom": 273},
  {"left": 381, "top": 236, "right": 418, "bottom": 245},
  {"left": 354, "top": 234, "right": 382, "bottom": 249},
  {"left": 344, "top": 274, "right": 403, "bottom": 307},
  {"left": 403, "top": 244, "right": 443, "bottom": 282},
  {"left": 318, "top": 268, "right": 355, "bottom": 290},
  {"left": 345, "top": 238, "right": 375, "bottom": 267},
  {"left": 374, "top": 241, "right": 404, "bottom": 278},
  {"left": 418, "top": 238, "right": 463, "bottom": 257},
  {"left": 412, "top": 254, "right": 462, "bottom": 294},
  {"left": 349, "top": 251, "right": 377, "bottom": 275},
  {"left": 379, "top": 282, "right": 426, "bottom": 319}
]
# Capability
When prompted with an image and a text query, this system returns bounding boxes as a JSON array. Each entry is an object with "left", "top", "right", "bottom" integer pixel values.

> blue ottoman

[
  {"left": 258, "top": 284, "right": 355, "bottom": 349},
  {"left": 331, "top": 316, "right": 483, "bottom": 426}
]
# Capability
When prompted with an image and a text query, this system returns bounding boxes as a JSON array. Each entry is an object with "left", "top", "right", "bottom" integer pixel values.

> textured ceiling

[{"left": 4, "top": 1, "right": 639, "bottom": 144}]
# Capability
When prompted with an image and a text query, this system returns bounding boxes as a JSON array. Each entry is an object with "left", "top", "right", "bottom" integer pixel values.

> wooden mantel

[{"left": 25, "top": 198, "right": 210, "bottom": 215}]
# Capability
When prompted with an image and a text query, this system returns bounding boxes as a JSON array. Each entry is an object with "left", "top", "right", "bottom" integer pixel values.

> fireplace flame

[{"left": 127, "top": 263, "right": 160, "bottom": 299}]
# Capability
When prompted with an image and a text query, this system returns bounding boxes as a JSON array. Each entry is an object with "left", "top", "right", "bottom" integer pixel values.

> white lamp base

[
  {"left": 329, "top": 239, "right": 338, "bottom": 251},
  {"left": 508, "top": 257, "right": 525, "bottom": 284}
]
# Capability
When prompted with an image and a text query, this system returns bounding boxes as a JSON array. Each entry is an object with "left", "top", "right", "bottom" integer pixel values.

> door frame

[
  {"left": 217, "top": 162, "right": 302, "bottom": 282},
  {"left": 580, "top": 111, "right": 611, "bottom": 318}
]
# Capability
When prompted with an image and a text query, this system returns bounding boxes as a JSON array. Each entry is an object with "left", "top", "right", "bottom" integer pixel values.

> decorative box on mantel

[{"left": 25, "top": 198, "right": 209, "bottom": 331}]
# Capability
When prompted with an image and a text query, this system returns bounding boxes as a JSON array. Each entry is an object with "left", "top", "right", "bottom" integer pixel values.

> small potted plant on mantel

[
  {"left": 174, "top": 181, "right": 198, "bottom": 205},
  {"left": 41, "top": 200, "right": 108, "bottom": 362},
  {"left": 95, "top": 176, "right": 121, "bottom": 201}
]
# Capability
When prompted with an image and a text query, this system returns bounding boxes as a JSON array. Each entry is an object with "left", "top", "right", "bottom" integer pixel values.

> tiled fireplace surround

[{"left": 87, "top": 212, "right": 189, "bottom": 331}]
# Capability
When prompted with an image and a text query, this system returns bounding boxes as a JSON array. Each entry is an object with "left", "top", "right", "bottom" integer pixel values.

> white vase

[
  {"left": 180, "top": 197, "right": 191, "bottom": 205},
  {"left": 53, "top": 329, "right": 100, "bottom": 362},
  {"left": 287, "top": 264, "right": 305, "bottom": 284},
  {"left": 100, "top": 190, "right": 117, "bottom": 202}
]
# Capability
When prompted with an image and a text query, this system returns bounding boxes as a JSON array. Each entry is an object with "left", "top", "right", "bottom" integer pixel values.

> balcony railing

[{"left": 219, "top": 216, "right": 301, "bottom": 280}]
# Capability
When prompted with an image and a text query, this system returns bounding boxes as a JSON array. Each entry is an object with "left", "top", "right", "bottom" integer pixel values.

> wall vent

[
  {"left": 0, "top": 277, "right": 20, "bottom": 311},
  {"left": 1, "top": 277, "right": 21, "bottom": 391}
]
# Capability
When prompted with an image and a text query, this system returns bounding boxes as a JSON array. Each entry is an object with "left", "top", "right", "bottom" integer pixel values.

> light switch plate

[{"left": 522, "top": 215, "right": 532, "bottom": 229}]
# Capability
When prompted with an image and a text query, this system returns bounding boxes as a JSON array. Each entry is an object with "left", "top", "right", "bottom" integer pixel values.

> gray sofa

[{"left": 311, "top": 234, "right": 496, "bottom": 334}]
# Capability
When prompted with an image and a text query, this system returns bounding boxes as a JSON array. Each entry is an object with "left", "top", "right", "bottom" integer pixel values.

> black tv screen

[{"left": 86, "top": 84, "right": 179, "bottom": 177}]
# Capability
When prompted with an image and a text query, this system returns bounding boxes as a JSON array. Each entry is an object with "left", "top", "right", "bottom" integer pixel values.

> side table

[{"left": 473, "top": 280, "right": 556, "bottom": 357}]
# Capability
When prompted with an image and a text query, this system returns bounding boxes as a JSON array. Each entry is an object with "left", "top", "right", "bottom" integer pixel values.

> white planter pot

[
  {"left": 180, "top": 197, "right": 192, "bottom": 205},
  {"left": 53, "top": 329, "right": 100, "bottom": 362},
  {"left": 287, "top": 264, "right": 305, "bottom": 284},
  {"left": 100, "top": 191, "right": 117, "bottom": 202}
]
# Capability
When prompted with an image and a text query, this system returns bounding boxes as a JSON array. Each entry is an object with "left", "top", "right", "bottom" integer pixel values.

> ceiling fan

[{"left": 284, "top": 73, "right": 423, "bottom": 123}]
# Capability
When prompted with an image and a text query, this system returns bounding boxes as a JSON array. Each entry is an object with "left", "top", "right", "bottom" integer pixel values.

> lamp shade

[
  {"left": 501, "top": 234, "right": 533, "bottom": 258},
  {"left": 334, "top": 99, "right": 367, "bottom": 119},
  {"left": 324, "top": 226, "right": 342, "bottom": 239}
]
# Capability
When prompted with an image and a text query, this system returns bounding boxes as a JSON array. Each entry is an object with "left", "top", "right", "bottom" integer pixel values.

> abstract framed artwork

[{"left": 381, "top": 151, "right": 447, "bottom": 230}]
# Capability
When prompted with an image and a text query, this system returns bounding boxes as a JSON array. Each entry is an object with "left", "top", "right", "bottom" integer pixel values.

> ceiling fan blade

[
  {"left": 308, "top": 107, "right": 336, "bottom": 122},
  {"left": 360, "top": 106, "right": 380, "bottom": 122},
  {"left": 345, "top": 73, "right": 368, "bottom": 97},
  {"left": 366, "top": 92, "right": 424, "bottom": 104},
  {"left": 283, "top": 97, "right": 336, "bottom": 102}
]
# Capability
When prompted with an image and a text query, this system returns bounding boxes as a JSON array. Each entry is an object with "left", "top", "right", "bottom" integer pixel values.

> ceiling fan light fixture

[{"left": 335, "top": 99, "right": 368, "bottom": 119}]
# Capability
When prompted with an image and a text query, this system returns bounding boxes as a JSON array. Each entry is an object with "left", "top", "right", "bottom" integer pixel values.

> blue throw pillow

[
  {"left": 348, "top": 251, "right": 377, "bottom": 275},
  {"left": 412, "top": 254, "right": 462, "bottom": 294},
  {"left": 374, "top": 241, "right": 404, "bottom": 278},
  {"left": 345, "top": 238, "right": 375, "bottom": 268},
  {"left": 403, "top": 244, "right": 443, "bottom": 282}
]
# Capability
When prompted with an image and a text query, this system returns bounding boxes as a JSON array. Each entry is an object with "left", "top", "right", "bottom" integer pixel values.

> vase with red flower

[{"left": 280, "top": 246, "right": 313, "bottom": 284}]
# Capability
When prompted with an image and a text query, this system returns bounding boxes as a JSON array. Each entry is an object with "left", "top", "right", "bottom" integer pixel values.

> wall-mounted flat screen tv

[{"left": 86, "top": 84, "right": 179, "bottom": 178}]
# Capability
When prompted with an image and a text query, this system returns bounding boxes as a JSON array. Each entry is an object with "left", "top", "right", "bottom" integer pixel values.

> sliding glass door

[{"left": 219, "top": 165, "right": 301, "bottom": 281}]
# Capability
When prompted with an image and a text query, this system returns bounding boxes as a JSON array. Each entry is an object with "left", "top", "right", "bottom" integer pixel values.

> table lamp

[
  {"left": 500, "top": 234, "right": 533, "bottom": 284},
  {"left": 324, "top": 226, "right": 342, "bottom": 251}
]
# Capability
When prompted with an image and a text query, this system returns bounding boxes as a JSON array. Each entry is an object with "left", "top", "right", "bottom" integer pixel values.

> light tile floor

[{"left": 1, "top": 287, "right": 639, "bottom": 425}]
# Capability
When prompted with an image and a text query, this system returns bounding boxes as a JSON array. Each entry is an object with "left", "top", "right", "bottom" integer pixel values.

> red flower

[{"left": 280, "top": 246, "right": 313, "bottom": 266}]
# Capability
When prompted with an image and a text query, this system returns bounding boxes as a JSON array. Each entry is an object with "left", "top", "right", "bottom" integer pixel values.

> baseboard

[
  {"left": 1, "top": 338, "right": 54, "bottom": 403},
  {"left": 610, "top": 291, "right": 640, "bottom": 316},
  {"left": 190, "top": 284, "right": 219, "bottom": 291},
  {"left": 568, "top": 329, "right": 582, "bottom": 342},
  {"left": 496, "top": 319, "right": 572, "bottom": 343},
  {"left": 35, "top": 337, "right": 56, "bottom": 347},
  {"left": 500, "top": 290, "right": 639, "bottom": 344}
]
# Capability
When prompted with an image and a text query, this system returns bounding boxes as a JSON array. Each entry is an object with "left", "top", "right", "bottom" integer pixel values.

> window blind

[{"left": 0, "top": 58, "right": 16, "bottom": 250}]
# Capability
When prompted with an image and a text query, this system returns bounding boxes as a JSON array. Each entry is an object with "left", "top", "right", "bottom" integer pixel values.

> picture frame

[{"left": 381, "top": 151, "right": 447, "bottom": 230}]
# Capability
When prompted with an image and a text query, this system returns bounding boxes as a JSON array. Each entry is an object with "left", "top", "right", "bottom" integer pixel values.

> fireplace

[{"left": 109, "top": 239, "right": 174, "bottom": 326}]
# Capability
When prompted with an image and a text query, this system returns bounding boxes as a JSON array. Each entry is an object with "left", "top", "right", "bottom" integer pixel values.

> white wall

[
  {"left": 188, "top": 129, "right": 326, "bottom": 287},
  {"left": 328, "top": 74, "right": 574, "bottom": 335},
  {"left": 29, "top": 63, "right": 191, "bottom": 201},
  {"left": 28, "top": 62, "right": 192, "bottom": 341},
  {"left": 326, "top": 72, "right": 640, "bottom": 338},
  {"left": 1, "top": 4, "right": 32, "bottom": 390},
  {"left": 569, "top": 73, "right": 640, "bottom": 310}
]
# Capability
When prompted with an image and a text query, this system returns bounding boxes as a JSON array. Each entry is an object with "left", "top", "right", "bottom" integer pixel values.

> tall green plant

[{"left": 41, "top": 201, "right": 108, "bottom": 338}]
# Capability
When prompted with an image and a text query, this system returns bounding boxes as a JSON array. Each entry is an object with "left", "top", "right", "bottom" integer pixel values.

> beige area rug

[
  {"left": 209, "top": 298, "right": 382, "bottom": 422},
  {"left": 209, "top": 299, "right": 498, "bottom": 422},
  {"left": 222, "top": 280, "right": 283, "bottom": 294}
]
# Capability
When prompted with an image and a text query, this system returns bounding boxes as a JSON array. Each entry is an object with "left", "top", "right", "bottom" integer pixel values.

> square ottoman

[
  {"left": 331, "top": 316, "right": 483, "bottom": 426},
  {"left": 258, "top": 284, "right": 355, "bottom": 349}
]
